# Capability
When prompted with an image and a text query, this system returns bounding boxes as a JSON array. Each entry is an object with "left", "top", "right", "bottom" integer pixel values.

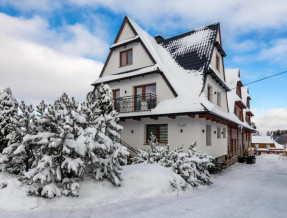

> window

[
  {"left": 217, "top": 92, "right": 221, "bottom": 107},
  {"left": 113, "top": 89, "right": 120, "bottom": 112},
  {"left": 206, "top": 125, "right": 211, "bottom": 146},
  {"left": 120, "top": 49, "right": 133, "bottom": 67},
  {"left": 236, "top": 84, "right": 242, "bottom": 98},
  {"left": 217, "top": 127, "right": 221, "bottom": 138},
  {"left": 207, "top": 85, "right": 212, "bottom": 102},
  {"left": 216, "top": 55, "right": 220, "bottom": 71},
  {"left": 223, "top": 128, "right": 226, "bottom": 138},
  {"left": 146, "top": 124, "right": 168, "bottom": 144},
  {"left": 134, "top": 84, "right": 156, "bottom": 111}
]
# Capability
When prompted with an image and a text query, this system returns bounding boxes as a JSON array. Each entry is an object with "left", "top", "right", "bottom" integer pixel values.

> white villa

[{"left": 91, "top": 16, "right": 255, "bottom": 162}]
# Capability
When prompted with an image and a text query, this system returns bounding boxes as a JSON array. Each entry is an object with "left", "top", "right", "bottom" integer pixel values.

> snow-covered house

[
  {"left": 225, "top": 69, "right": 255, "bottom": 157},
  {"left": 91, "top": 16, "right": 255, "bottom": 161},
  {"left": 251, "top": 136, "right": 284, "bottom": 153}
]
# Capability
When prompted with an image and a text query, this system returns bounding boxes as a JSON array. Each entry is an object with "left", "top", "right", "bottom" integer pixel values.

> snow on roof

[
  {"left": 95, "top": 17, "right": 254, "bottom": 130},
  {"left": 92, "top": 65, "right": 159, "bottom": 85},
  {"left": 225, "top": 68, "right": 241, "bottom": 89},
  {"left": 110, "top": 36, "right": 139, "bottom": 49},
  {"left": 252, "top": 136, "right": 284, "bottom": 149},
  {"left": 161, "top": 23, "right": 219, "bottom": 71},
  {"left": 252, "top": 136, "right": 275, "bottom": 144}
]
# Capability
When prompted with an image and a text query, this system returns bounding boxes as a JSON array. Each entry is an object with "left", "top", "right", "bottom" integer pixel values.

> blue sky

[{"left": 0, "top": 0, "right": 287, "bottom": 132}]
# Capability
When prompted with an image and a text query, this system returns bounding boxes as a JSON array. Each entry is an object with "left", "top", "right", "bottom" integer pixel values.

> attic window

[
  {"left": 120, "top": 49, "right": 133, "bottom": 67},
  {"left": 208, "top": 85, "right": 212, "bottom": 102},
  {"left": 216, "top": 55, "right": 220, "bottom": 72}
]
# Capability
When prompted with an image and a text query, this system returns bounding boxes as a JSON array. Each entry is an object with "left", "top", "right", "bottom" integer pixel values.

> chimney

[{"left": 154, "top": 34, "right": 164, "bottom": 44}]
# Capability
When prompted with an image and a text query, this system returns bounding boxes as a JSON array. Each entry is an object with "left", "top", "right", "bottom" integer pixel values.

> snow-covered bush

[
  {"left": 21, "top": 94, "right": 86, "bottom": 198},
  {"left": 132, "top": 139, "right": 214, "bottom": 187},
  {"left": 132, "top": 132, "right": 169, "bottom": 164},
  {"left": 1, "top": 85, "right": 128, "bottom": 198},
  {"left": 0, "top": 101, "right": 37, "bottom": 174},
  {"left": 0, "top": 181, "right": 8, "bottom": 189},
  {"left": 0, "top": 88, "right": 18, "bottom": 153},
  {"left": 82, "top": 84, "right": 129, "bottom": 186},
  {"left": 188, "top": 142, "right": 214, "bottom": 185}
]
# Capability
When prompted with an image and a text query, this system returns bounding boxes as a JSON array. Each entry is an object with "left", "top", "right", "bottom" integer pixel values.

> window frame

[
  {"left": 112, "top": 89, "right": 120, "bottom": 110},
  {"left": 216, "top": 55, "right": 220, "bottom": 72},
  {"left": 206, "top": 125, "right": 212, "bottom": 146},
  {"left": 223, "top": 128, "right": 226, "bottom": 138},
  {"left": 146, "top": 124, "right": 168, "bottom": 144},
  {"left": 120, "top": 48, "right": 133, "bottom": 67},
  {"left": 207, "top": 85, "right": 212, "bottom": 102},
  {"left": 217, "top": 127, "right": 221, "bottom": 139},
  {"left": 217, "top": 92, "right": 221, "bottom": 107}
]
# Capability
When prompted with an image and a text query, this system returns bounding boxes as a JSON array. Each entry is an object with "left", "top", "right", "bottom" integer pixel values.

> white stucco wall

[
  {"left": 107, "top": 73, "right": 175, "bottom": 102},
  {"left": 120, "top": 115, "right": 228, "bottom": 158},
  {"left": 103, "top": 41, "right": 154, "bottom": 76},
  {"left": 117, "top": 23, "right": 136, "bottom": 42},
  {"left": 210, "top": 32, "right": 225, "bottom": 80},
  {"left": 203, "top": 76, "right": 229, "bottom": 113}
]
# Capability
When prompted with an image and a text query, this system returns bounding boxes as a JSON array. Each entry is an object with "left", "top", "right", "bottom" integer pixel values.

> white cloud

[
  {"left": 0, "top": 13, "right": 109, "bottom": 59},
  {"left": 69, "top": 0, "right": 287, "bottom": 34},
  {"left": 253, "top": 108, "right": 287, "bottom": 132},
  {"left": 257, "top": 38, "right": 287, "bottom": 64},
  {"left": 58, "top": 24, "right": 108, "bottom": 59},
  {"left": 0, "top": 0, "right": 60, "bottom": 12},
  {"left": 0, "top": 13, "right": 103, "bottom": 104}
]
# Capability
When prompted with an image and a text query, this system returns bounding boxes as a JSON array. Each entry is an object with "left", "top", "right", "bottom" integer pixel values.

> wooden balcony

[{"left": 114, "top": 93, "right": 157, "bottom": 113}]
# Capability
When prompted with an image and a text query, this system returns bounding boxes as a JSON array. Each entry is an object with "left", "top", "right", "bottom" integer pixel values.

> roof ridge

[{"left": 162, "top": 22, "right": 220, "bottom": 42}]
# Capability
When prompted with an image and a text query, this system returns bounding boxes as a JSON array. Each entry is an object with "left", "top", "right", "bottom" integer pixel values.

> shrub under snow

[
  {"left": 132, "top": 141, "right": 214, "bottom": 187},
  {"left": 0, "top": 85, "right": 129, "bottom": 198}
]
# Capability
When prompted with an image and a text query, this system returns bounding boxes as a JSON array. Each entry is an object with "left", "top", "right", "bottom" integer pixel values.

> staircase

[{"left": 119, "top": 140, "right": 139, "bottom": 156}]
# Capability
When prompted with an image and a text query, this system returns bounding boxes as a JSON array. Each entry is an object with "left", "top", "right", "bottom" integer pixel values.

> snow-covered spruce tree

[
  {"left": 132, "top": 139, "right": 214, "bottom": 187},
  {"left": 0, "top": 88, "right": 18, "bottom": 153},
  {"left": 132, "top": 133, "right": 168, "bottom": 164},
  {"left": 187, "top": 141, "right": 214, "bottom": 186},
  {"left": 0, "top": 101, "right": 37, "bottom": 174},
  {"left": 160, "top": 146, "right": 200, "bottom": 187},
  {"left": 83, "top": 84, "right": 129, "bottom": 186},
  {"left": 21, "top": 94, "right": 86, "bottom": 198}
]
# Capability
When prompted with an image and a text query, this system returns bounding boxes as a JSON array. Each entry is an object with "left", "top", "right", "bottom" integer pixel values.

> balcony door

[
  {"left": 134, "top": 84, "right": 156, "bottom": 111},
  {"left": 113, "top": 89, "right": 120, "bottom": 112}
]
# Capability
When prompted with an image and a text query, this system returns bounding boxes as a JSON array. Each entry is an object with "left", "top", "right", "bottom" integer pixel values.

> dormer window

[
  {"left": 120, "top": 49, "right": 133, "bottom": 67},
  {"left": 216, "top": 55, "right": 220, "bottom": 72}
]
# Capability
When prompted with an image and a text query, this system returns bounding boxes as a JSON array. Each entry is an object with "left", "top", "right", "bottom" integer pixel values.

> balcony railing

[{"left": 114, "top": 93, "right": 157, "bottom": 113}]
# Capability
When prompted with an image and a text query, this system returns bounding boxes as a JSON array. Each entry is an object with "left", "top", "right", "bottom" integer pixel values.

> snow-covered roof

[
  {"left": 161, "top": 23, "right": 219, "bottom": 71},
  {"left": 252, "top": 136, "right": 275, "bottom": 144},
  {"left": 252, "top": 136, "right": 284, "bottom": 149},
  {"left": 94, "top": 17, "right": 254, "bottom": 130},
  {"left": 110, "top": 36, "right": 139, "bottom": 49},
  {"left": 94, "top": 65, "right": 159, "bottom": 84}
]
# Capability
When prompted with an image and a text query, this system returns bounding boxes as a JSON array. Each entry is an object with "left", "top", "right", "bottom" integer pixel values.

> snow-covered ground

[{"left": 1, "top": 154, "right": 287, "bottom": 218}]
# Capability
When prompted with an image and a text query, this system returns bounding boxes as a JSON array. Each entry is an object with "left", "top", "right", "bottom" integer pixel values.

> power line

[
  {"left": 210, "top": 69, "right": 287, "bottom": 97},
  {"left": 243, "top": 70, "right": 287, "bottom": 86}
]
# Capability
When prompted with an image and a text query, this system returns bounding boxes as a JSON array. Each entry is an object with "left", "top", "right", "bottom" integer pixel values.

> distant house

[
  {"left": 225, "top": 69, "right": 254, "bottom": 158},
  {"left": 251, "top": 136, "right": 284, "bottom": 154},
  {"left": 91, "top": 16, "right": 255, "bottom": 162},
  {"left": 273, "top": 135, "right": 287, "bottom": 147}
]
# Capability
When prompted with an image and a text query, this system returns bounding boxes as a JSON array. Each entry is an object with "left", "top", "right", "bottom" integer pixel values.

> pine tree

[
  {"left": 187, "top": 141, "right": 214, "bottom": 186},
  {"left": 0, "top": 88, "right": 18, "bottom": 153},
  {"left": 0, "top": 101, "right": 37, "bottom": 174},
  {"left": 83, "top": 84, "right": 129, "bottom": 186},
  {"left": 22, "top": 94, "right": 86, "bottom": 198}
]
